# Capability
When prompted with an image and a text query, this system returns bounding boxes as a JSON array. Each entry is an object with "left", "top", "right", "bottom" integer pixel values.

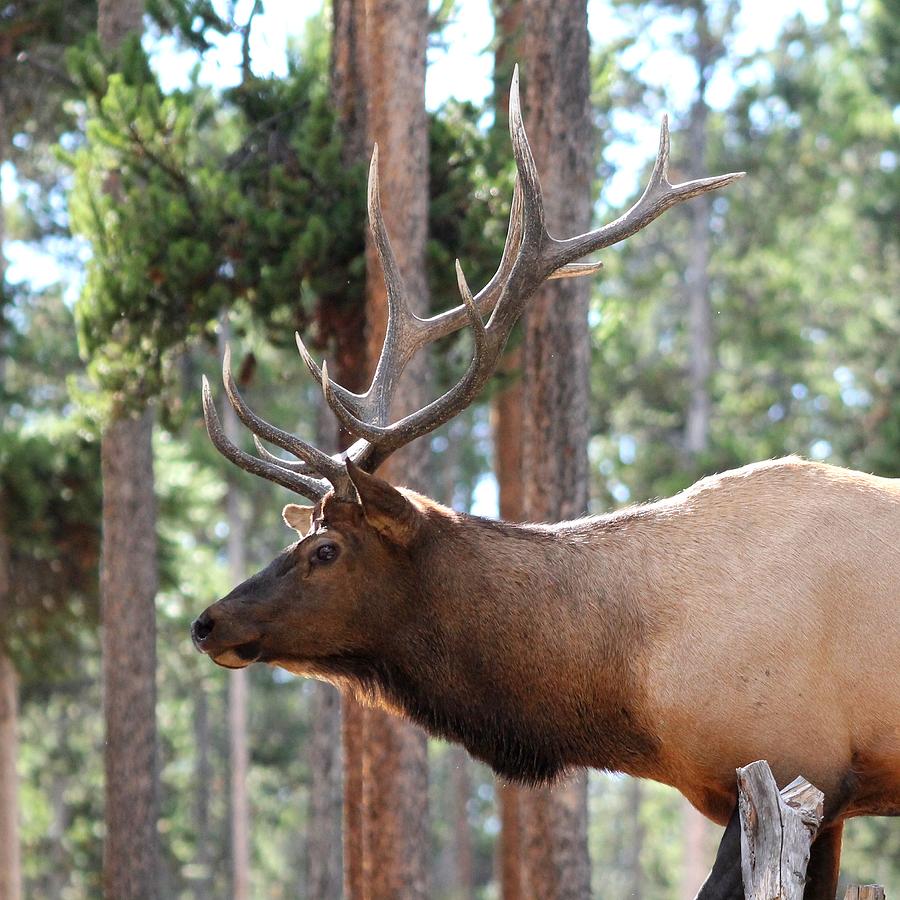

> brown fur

[{"left": 193, "top": 456, "right": 899, "bottom": 887}]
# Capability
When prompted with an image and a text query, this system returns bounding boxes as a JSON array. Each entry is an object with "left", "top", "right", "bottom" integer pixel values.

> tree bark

[
  {"left": 683, "top": 2, "right": 715, "bottom": 457},
  {"left": 518, "top": 2, "right": 593, "bottom": 897},
  {"left": 492, "top": 352, "right": 527, "bottom": 900},
  {"left": 624, "top": 778, "right": 644, "bottom": 900},
  {"left": 450, "top": 745, "right": 475, "bottom": 900},
  {"left": 330, "top": 3, "right": 370, "bottom": 897},
  {"left": 100, "top": 407, "right": 159, "bottom": 900},
  {"left": 683, "top": 124, "right": 712, "bottom": 454},
  {"left": 97, "top": 5, "right": 159, "bottom": 898},
  {"left": 332, "top": 0, "right": 368, "bottom": 168},
  {"left": 0, "top": 628, "right": 21, "bottom": 900},
  {"left": 359, "top": 2, "right": 431, "bottom": 897},
  {"left": 192, "top": 685, "right": 213, "bottom": 900},
  {"left": 305, "top": 396, "right": 345, "bottom": 900},
  {"left": 307, "top": 682, "right": 343, "bottom": 899},
  {"left": 490, "top": 7, "right": 527, "bottom": 893},
  {"left": 682, "top": 801, "right": 713, "bottom": 899}
]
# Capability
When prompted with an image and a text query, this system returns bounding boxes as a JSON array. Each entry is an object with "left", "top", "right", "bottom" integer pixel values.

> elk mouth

[{"left": 211, "top": 640, "right": 262, "bottom": 669}]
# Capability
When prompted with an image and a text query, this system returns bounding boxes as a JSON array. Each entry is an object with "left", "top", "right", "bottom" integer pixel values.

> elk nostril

[{"left": 191, "top": 612, "right": 215, "bottom": 646}]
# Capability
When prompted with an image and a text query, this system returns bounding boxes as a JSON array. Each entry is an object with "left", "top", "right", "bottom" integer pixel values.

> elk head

[{"left": 191, "top": 67, "right": 742, "bottom": 674}]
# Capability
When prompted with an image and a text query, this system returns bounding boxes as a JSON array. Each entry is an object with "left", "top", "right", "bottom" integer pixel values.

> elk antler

[{"left": 203, "top": 66, "right": 744, "bottom": 502}]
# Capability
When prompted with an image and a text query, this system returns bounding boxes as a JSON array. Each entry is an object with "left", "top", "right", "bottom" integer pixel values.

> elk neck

[{"left": 324, "top": 503, "right": 665, "bottom": 786}]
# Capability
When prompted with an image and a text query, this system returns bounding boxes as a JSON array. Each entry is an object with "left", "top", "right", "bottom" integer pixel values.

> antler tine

[
  {"left": 253, "top": 435, "right": 317, "bottom": 473},
  {"left": 548, "top": 114, "right": 745, "bottom": 269},
  {"left": 367, "top": 145, "right": 413, "bottom": 330},
  {"left": 321, "top": 260, "right": 499, "bottom": 450},
  {"left": 221, "top": 344, "right": 353, "bottom": 494},
  {"left": 202, "top": 377, "right": 329, "bottom": 500},
  {"left": 294, "top": 332, "right": 365, "bottom": 419},
  {"left": 507, "top": 64, "right": 546, "bottom": 252},
  {"left": 305, "top": 145, "right": 427, "bottom": 434}
]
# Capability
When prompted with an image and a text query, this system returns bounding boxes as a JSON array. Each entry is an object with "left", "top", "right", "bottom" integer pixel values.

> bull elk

[{"left": 192, "top": 69, "right": 900, "bottom": 899}]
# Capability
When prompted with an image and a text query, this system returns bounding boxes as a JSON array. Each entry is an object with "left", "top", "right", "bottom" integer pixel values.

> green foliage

[
  {"left": 0, "top": 279, "right": 102, "bottom": 675},
  {"left": 67, "top": 28, "right": 366, "bottom": 410},
  {"left": 589, "top": 3, "right": 900, "bottom": 509},
  {"left": 0, "top": 418, "right": 101, "bottom": 674}
]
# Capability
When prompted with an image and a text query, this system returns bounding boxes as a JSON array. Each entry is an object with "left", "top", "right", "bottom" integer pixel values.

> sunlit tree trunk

[
  {"left": 492, "top": 354, "right": 526, "bottom": 900},
  {"left": 331, "top": 2, "right": 370, "bottom": 897},
  {"left": 490, "top": 4, "right": 527, "bottom": 894},
  {"left": 360, "top": 1, "right": 431, "bottom": 896},
  {"left": 624, "top": 778, "right": 644, "bottom": 899},
  {"left": 307, "top": 681, "right": 343, "bottom": 899},
  {"left": 100, "top": 405, "right": 159, "bottom": 899},
  {"left": 681, "top": 3, "right": 720, "bottom": 883},
  {"left": 192, "top": 685, "right": 213, "bottom": 900},
  {"left": 96, "top": 4, "right": 160, "bottom": 898},
  {"left": 684, "top": 14, "right": 714, "bottom": 457},
  {"left": 450, "top": 746, "right": 475, "bottom": 900},
  {"left": 306, "top": 403, "right": 345, "bottom": 900},
  {"left": 518, "top": 1, "right": 593, "bottom": 897}
]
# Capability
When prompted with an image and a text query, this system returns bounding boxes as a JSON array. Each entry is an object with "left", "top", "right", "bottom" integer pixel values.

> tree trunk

[
  {"left": 342, "top": 706, "right": 366, "bottom": 899},
  {"left": 100, "top": 408, "right": 159, "bottom": 900},
  {"left": 683, "top": 105, "right": 712, "bottom": 457},
  {"left": 0, "top": 641, "right": 21, "bottom": 900},
  {"left": 490, "top": 6, "right": 527, "bottom": 893},
  {"left": 624, "top": 778, "right": 644, "bottom": 900},
  {"left": 307, "top": 683, "right": 343, "bottom": 899},
  {"left": 97, "top": 5, "right": 159, "bottom": 898},
  {"left": 305, "top": 400, "right": 345, "bottom": 900},
  {"left": 683, "top": 3, "right": 714, "bottom": 457},
  {"left": 492, "top": 354, "right": 526, "bottom": 900},
  {"left": 681, "top": 9, "right": 722, "bottom": 886},
  {"left": 518, "top": 2, "right": 593, "bottom": 898},
  {"left": 219, "top": 323, "right": 252, "bottom": 900},
  {"left": 330, "top": 3, "right": 371, "bottom": 897},
  {"left": 192, "top": 685, "right": 213, "bottom": 900},
  {"left": 681, "top": 801, "right": 712, "bottom": 899},
  {"left": 359, "top": 2, "right": 431, "bottom": 897},
  {"left": 450, "top": 745, "right": 475, "bottom": 900},
  {"left": 332, "top": 0, "right": 368, "bottom": 168}
]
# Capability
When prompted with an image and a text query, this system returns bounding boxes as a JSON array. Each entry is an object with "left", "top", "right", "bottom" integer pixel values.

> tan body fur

[
  {"left": 371, "top": 456, "right": 900, "bottom": 825},
  {"left": 582, "top": 457, "right": 899, "bottom": 822}
]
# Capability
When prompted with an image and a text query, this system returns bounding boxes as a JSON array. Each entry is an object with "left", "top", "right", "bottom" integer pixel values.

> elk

[{"left": 192, "top": 69, "right": 900, "bottom": 899}]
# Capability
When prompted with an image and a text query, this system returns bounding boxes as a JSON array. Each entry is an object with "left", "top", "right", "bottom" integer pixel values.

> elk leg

[
  {"left": 802, "top": 822, "right": 843, "bottom": 900},
  {"left": 694, "top": 806, "right": 744, "bottom": 900}
]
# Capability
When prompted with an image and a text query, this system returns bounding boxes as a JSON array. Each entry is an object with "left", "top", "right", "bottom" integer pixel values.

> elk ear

[
  {"left": 346, "top": 461, "right": 422, "bottom": 546},
  {"left": 282, "top": 503, "right": 314, "bottom": 535}
]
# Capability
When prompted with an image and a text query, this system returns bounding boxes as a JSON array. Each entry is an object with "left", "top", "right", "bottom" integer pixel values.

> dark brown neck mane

[{"left": 313, "top": 510, "right": 662, "bottom": 786}]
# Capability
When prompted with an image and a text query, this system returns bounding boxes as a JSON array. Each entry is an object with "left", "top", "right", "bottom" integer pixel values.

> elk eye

[{"left": 312, "top": 543, "right": 339, "bottom": 565}]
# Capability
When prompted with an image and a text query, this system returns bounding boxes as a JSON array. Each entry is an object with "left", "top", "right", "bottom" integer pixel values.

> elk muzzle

[{"left": 191, "top": 605, "right": 263, "bottom": 669}]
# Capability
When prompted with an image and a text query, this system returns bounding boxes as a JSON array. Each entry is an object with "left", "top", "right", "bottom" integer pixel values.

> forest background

[{"left": 1, "top": 0, "right": 899, "bottom": 897}]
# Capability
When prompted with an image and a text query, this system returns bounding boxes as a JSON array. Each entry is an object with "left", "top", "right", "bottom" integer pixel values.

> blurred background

[{"left": 1, "top": 0, "right": 898, "bottom": 897}]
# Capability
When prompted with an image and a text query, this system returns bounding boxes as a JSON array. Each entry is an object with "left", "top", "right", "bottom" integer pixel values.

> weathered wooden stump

[
  {"left": 737, "top": 760, "right": 825, "bottom": 900},
  {"left": 844, "top": 887, "right": 886, "bottom": 900}
]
